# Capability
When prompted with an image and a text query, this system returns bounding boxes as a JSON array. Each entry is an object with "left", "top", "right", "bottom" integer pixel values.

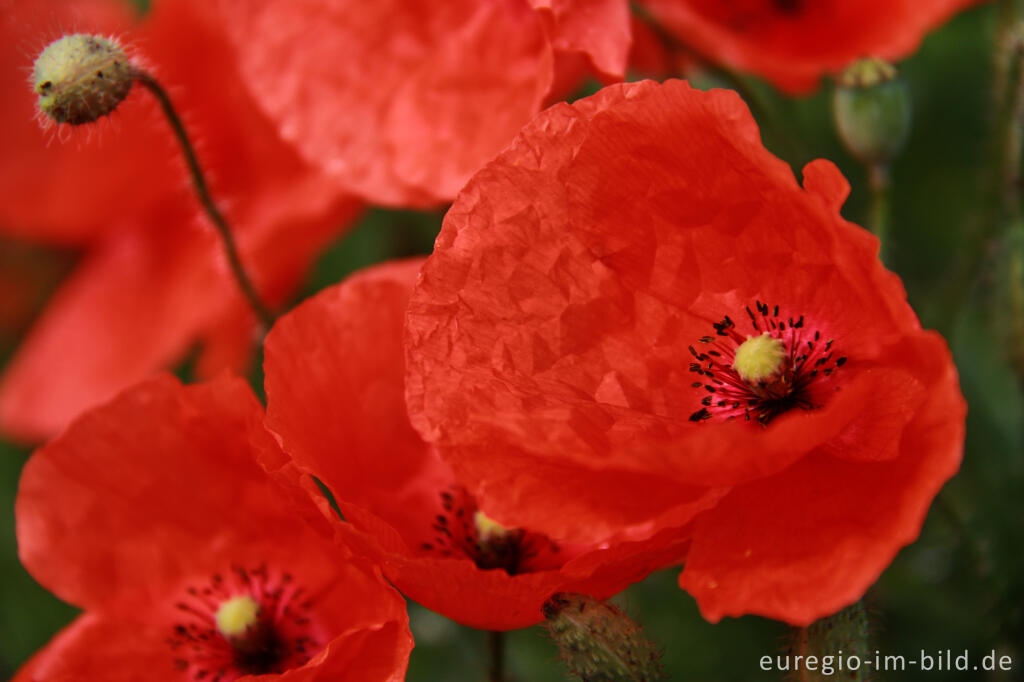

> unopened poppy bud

[
  {"left": 733, "top": 332, "right": 786, "bottom": 384},
  {"left": 543, "top": 593, "right": 663, "bottom": 681},
  {"left": 833, "top": 57, "right": 911, "bottom": 166},
  {"left": 787, "top": 601, "right": 871, "bottom": 681},
  {"left": 32, "top": 34, "right": 136, "bottom": 126}
]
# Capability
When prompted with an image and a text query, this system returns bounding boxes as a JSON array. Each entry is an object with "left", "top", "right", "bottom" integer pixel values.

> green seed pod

[
  {"left": 833, "top": 57, "right": 911, "bottom": 167},
  {"left": 32, "top": 34, "right": 136, "bottom": 126}
]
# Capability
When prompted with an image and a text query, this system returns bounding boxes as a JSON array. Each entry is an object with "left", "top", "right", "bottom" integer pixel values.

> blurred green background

[{"left": 2, "top": 2, "right": 1022, "bottom": 680}]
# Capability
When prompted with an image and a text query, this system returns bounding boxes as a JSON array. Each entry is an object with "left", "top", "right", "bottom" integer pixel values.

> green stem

[
  {"left": 937, "top": 14, "right": 1024, "bottom": 327},
  {"left": 488, "top": 630, "right": 505, "bottom": 682},
  {"left": 867, "top": 164, "right": 891, "bottom": 261},
  {"left": 995, "top": 25, "right": 1024, "bottom": 388},
  {"left": 134, "top": 72, "right": 276, "bottom": 331},
  {"left": 1004, "top": 42, "right": 1024, "bottom": 224},
  {"left": 1007, "top": 223, "right": 1024, "bottom": 387}
]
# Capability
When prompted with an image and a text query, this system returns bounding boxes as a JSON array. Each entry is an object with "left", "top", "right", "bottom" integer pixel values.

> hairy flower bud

[
  {"left": 787, "top": 601, "right": 872, "bottom": 682},
  {"left": 833, "top": 57, "right": 911, "bottom": 166},
  {"left": 543, "top": 593, "right": 663, "bottom": 681},
  {"left": 32, "top": 34, "right": 136, "bottom": 126}
]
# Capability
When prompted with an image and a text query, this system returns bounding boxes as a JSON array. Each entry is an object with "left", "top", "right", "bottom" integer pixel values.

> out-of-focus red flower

[
  {"left": 637, "top": 0, "right": 986, "bottom": 93},
  {"left": 0, "top": 240, "right": 70, "bottom": 356},
  {"left": 15, "top": 374, "right": 411, "bottom": 680},
  {"left": 404, "top": 79, "right": 966, "bottom": 625},
  {"left": 216, "top": 0, "right": 632, "bottom": 207},
  {"left": 263, "top": 259, "right": 698, "bottom": 630},
  {"left": 0, "top": 0, "right": 360, "bottom": 442}
]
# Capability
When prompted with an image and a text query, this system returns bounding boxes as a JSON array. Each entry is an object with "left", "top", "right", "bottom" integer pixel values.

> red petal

[
  {"left": 267, "top": 259, "right": 695, "bottom": 629},
  {"left": 639, "top": 0, "right": 985, "bottom": 93},
  {"left": 406, "top": 80, "right": 927, "bottom": 541},
  {"left": 265, "top": 259, "right": 439, "bottom": 544},
  {"left": 218, "top": 0, "right": 555, "bottom": 206},
  {"left": 529, "top": 0, "right": 632, "bottom": 81},
  {"left": 19, "top": 563, "right": 412, "bottom": 681},
  {"left": 0, "top": 215, "right": 227, "bottom": 442},
  {"left": 16, "top": 375, "right": 340, "bottom": 614},
  {"left": 680, "top": 335, "right": 964, "bottom": 624},
  {"left": 13, "top": 614, "right": 182, "bottom": 681}
]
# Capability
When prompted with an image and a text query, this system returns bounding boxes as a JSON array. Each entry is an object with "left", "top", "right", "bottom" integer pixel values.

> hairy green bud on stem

[
  {"left": 33, "top": 34, "right": 136, "bottom": 125},
  {"left": 543, "top": 593, "right": 663, "bottom": 682},
  {"left": 787, "top": 601, "right": 873, "bottom": 682},
  {"left": 30, "top": 34, "right": 276, "bottom": 329}
]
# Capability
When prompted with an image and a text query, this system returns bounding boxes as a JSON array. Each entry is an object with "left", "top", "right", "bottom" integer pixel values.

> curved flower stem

[
  {"left": 488, "top": 630, "right": 505, "bottom": 682},
  {"left": 867, "top": 163, "right": 891, "bottom": 262},
  {"left": 134, "top": 71, "right": 276, "bottom": 331}
]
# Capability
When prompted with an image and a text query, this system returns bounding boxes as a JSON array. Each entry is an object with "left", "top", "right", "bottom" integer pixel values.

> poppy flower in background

[
  {"left": 0, "top": 240, "right": 69, "bottom": 358},
  {"left": 216, "top": 0, "right": 632, "bottom": 207},
  {"left": 0, "top": 0, "right": 361, "bottom": 442},
  {"left": 405, "top": 79, "right": 966, "bottom": 625},
  {"left": 14, "top": 374, "right": 412, "bottom": 680},
  {"left": 637, "top": 0, "right": 987, "bottom": 93},
  {"left": 262, "top": 259, "right": 705, "bottom": 630}
]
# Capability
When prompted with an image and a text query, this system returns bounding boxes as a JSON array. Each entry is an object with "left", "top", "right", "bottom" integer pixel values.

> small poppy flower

[
  {"left": 216, "top": 0, "right": 632, "bottom": 207},
  {"left": 0, "top": 0, "right": 360, "bottom": 442},
  {"left": 404, "top": 79, "right": 966, "bottom": 625},
  {"left": 15, "top": 374, "right": 412, "bottom": 680},
  {"left": 262, "top": 259, "right": 701, "bottom": 630},
  {"left": 637, "top": 0, "right": 987, "bottom": 93}
]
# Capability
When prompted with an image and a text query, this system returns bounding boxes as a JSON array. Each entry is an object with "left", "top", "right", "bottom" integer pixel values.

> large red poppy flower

[
  {"left": 404, "top": 79, "right": 965, "bottom": 625},
  {"left": 0, "top": 0, "right": 360, "bottom": 442},
  {"left": 638, "top": 0, "right": 986, "bottom": 93},
  {"left": 216, "top": 0, "right": 632, "bottom": 207},
  {"left": 15, "top": 374, "right": 412, "bottom": 681},
  {"left": 263, "top": 259, "right": 700, "bottom": 630}
]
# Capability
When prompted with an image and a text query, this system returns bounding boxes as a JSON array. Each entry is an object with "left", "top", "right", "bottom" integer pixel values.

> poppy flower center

[
  {"left": 169, "top": 564, "right": 319, "bottom": 680},
  {"left": 419, "top": 487, "right": 561, "bottom": 575},
  {"left": 687, "top": 301, "right": 846, "bottom": 425}
]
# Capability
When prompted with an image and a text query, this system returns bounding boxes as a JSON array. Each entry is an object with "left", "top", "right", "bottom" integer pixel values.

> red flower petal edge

[
  {"left": 639, "top": 0, "right": 986, "bottom": 93},
  {"left": 217, "top": 0, "right": 633, "bottom": 206},
  {"left": 263, "top": 259, "right": 697, "bottom": 630},
  {"left": 16, "top": 374, "right": 411, "bottom": 679},
  {"left": 404, "top": 79, "right": 966, "bottom": 624}
]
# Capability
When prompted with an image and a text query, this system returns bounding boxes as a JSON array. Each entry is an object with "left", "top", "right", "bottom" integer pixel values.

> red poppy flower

[
  {"left": 216, "top": 0, "right": 632, "bottom": 207},
  {"left": 262, "top": 259, "right": 700, "bottom": 630},
  {"left": 15, "top": 374, "right": 412, "bottom": 680},
  {"left": 404, "top": 79, "right": 965, "bottom": 625},
  {"left": 637, "top": 0, "right": 986, "bottom": 93},
  {"left": 0, "top": 0, "right": 360, "bottom": 442}
]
